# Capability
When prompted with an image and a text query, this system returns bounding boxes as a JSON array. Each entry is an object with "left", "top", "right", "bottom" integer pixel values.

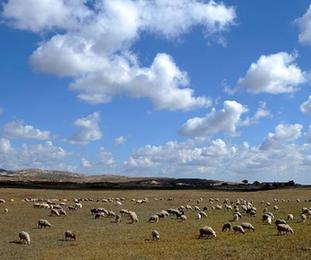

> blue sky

[{"left": 1, "top": 0, "right": 311, "bottom": 183}]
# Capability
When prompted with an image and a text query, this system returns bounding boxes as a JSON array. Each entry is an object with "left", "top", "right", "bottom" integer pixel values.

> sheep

[
  {"left": 277, "top": 224, "right": 294, "bottom": 235},
  {"left": 199, "top": 226, "right": 216, "bottom": 239},
  {"left": 179, "top": 215, "right": 187, "bottom": 222},
  {"left": 148, "top": 215, "right": 159, "bottom": 223},
  {"left": 233, "top": 213, "right": 241, "bottom": 222},
  {"left": 59, "top": 209, "right": 67, "bottom": 216},
  {"left": 275, "top": 219, "right": 286, "bottom": 226},
  {"left": 65, "top": 230, "right": 76, "bottom": 240},
  {"left": 233, "top": 225, "right": 245, "bottom": 234},
  {"left": 129, "top": 211, "right": 139, "bottom": 224},
  {"left": 241, "top": 223, "right": 255, "bottom": 232},
  {"left": 3, "top": 208, "right": 8, "bottom": 213},
  {"left": 262, "top": 214, "right": 272, "bottom": 224},
  {"left": 301, "top": 214, "right": 307, "bottom": 223},
  {"left": 19, "top": 231, "right": 30, "bottom": 245},
  {"left": 120, "top": 209, "right": 129, "bottom": 215},
  {"left": 0, "top": 199, "right": 6, "bottom": 203},
  {"left": 273, "top": 205, "right": 279, "bottom": 210},
  {"left": 287, "top": 214, "right": 294, "bottom": 221},
  {"left": 95, "top": 213, "right": 105, "bottom": 219},
  {"left": 114, "top": 214, "right": 121, "bottom": 223},
  {"left": 152, "top": 230, "right": 160, "bottom": 241},
  {"left": 38, "top": 219, "right": 51, "bottom": 228},
  {"left": 50, "top": 209, "right": 60, "bottom": 216},
  {"left": 199, "top": 211, "right": 207, "bottom": 218},
  {"left": 222, "top": 223, "right": 232, "bottom": 232},
  {"left": 197, "top": 213, "right": 201, "bottom": 220}
]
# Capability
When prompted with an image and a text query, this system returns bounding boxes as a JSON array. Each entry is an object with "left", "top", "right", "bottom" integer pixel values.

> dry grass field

[{"left": 0, "top": 188, "right": 311, "bottom": 260}]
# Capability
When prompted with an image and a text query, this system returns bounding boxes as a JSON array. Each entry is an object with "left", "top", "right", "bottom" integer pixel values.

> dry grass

[{"left": 0, "top": 188, "right": 311, "bottom": 259}]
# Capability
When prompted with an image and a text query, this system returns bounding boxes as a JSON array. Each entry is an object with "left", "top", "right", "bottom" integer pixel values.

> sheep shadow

[{"left": 9, "top": 240, "right": 22, "bottom": 244}]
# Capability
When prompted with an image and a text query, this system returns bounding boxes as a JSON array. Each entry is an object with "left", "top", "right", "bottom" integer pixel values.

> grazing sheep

[
  {"left": 114, "top": 214, "right": 121, "bottom": 223},
  {"left": 19, "top": 231, "right": 30, "bottom": 245},
  {"left": 277, "top": 224, "right": 294, "bottom": 235},
  {"left": 38, "top": 219, "right": 51, "bottom": 228},
  {"left": 148, "top": 215, "right": 159, "bottom": 223},
  {"left": 50, "top": 209, "right": 60, "bottom": 216},
  {"left": 262, "top": 214, "right": 272, "bottom": 224},
  {"left": 3, "top": 208, "right": 8, "bottom": 213},
  {"left": 152, "top": 230, "right": 160, "bottom": 241},
  {"left": 287, "top": 214, "right": 294, "bottom": 221},
  {"left": 199, "top": 226, "right": 216, "bottom": 239},
  {"left": 0, "top": 199, "right": 6, "bottom": 203},
  {"left": 275, "top": 219, "right": 286, "bottom": 226},
  {"left": 59, "top": 209, "right": 67, "bottom": 216},
  {"left": 233, "top": 225, "right": 245, "bottom": 234},
  {"left": 222, "top": 223, "right": 232, "bottom": 232},
  {"left": 129, "top": 211, "right": 139, "bottom": 224},
  {"left": 197, "top": 213, "right": 202, "bottom": 220},
  {"left": 65, "top": 230, "right": 76, "bottom": 240},
  {"left": 301, "top": 214, "right": 307, "bottom": 223},
  {"left": 95, "top": 213, "right": 105, "bottom": 219},
  {"left": 241, "top": 223, "right": 255, "bottom": 232},
  {"left": 199, "top": 211, "right": 207, "bottom": 218},
  {"left": 233, "top": 213, "right": 240, "bottom": 222},
  {"left": 120, "top": 209, "right": 129, "bottom": 215},
  {"left": 273, "top": 205, "right": 279, "bottom": 210},
  {"left": 179, "top": 215, "right": 187, "bottom": 222}
]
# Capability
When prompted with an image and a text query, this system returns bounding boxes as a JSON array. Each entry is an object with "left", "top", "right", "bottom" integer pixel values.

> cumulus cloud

[
  {"left": 3, "top": 120, "right": 51, "bottom": 140},
  {"left": 98, "top": 147, "right": 115, "bottom": 166},
  {"left": 124, "top": 126, "right": 310, "bottom": 182},
  {"left": 81, "top": 158, "right": 92, "bottom": 168},
  {"left": 300, "top": 95, "right": 311, "bottom": 115},
  {"left": 68, "top": 112, "right": 102, "bottom": 144},
  {"left": 239, "top": 101, "right": 270, "bottom": 126},
  {"left": 260, "top": 123, "right": 303, "bottom": 150},
  {"left": 296, "top": 5, "right": 311, "bottom": 45},
  {"left": 180, "top": 100, "right": 247, "bottom": 137},
  {"left": 0, "top": 140, "right": 69, "bottom": 170},
  {"left": 2, "top": 0, "right": 236, "bottom": 111},
  {"left": 0, "top": 138, "right": 12, "bottom": 154},
  {"left": 231, "top": 52, "right": 306, "bottom": 94},
  {"left": 114, "top": 136, "right": 126, "bottom": 145}
]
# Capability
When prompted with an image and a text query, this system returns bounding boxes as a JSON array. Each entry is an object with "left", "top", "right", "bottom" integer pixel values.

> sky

[{"left": 1, "top": 0, "right": 311, "bottom": 183}]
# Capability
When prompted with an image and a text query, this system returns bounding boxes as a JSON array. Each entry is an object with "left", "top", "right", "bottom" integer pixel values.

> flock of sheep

[{"left": 1, "top": 195, "right": 310, "bottom": 246}]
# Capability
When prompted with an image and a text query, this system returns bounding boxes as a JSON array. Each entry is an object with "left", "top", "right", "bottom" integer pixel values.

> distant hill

[{"left": 0, "top": 168, "right": 302, "bottom": 191}]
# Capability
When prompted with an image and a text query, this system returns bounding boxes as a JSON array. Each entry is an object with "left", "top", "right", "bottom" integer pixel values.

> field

[{"left": 0, "top": 188, "right": 311, "bottom": 260}]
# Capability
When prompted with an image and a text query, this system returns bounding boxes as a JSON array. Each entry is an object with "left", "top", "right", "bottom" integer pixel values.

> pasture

[{"left": 0, "top": 188, "right": 311, "bottom": 259}]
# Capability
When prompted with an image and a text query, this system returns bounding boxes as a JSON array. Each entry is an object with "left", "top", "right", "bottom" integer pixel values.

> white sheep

[
  {"left": 50, "top": 208, "right": 60, "bottom": 216},
  {"left": 287, "top": 214, "right": 294, "bottom": 221},
  {"left": 129, "top": 211, "right": 139, "bottom": 224},
  {"left": 152, "top": 230, "right": 160, "bottom": 241},
  {"left": 65, "top": 230, "right": 76, "bottom": 240},
  {"left": 277, "top": 224, "right": 294, "bottom": 235},
  {"left": 301, "top": 214, "right": 307, "bottom": 223},
  {"left": 148, "top": 215, "right": 159, "bottom": 223},
  {"left": 3, "top": 208, "right": 8, "bottom": 214},
  {"left": 233, "top": 225, "right": 245, "bottom": 234},
  {"left": 199, "top": 226, "right": 216, "bottom": 239},
  {"left": 38, "top": 219, "right": 51, "bottom": 228},
  {"left": 222, "top": 223, "right": 232, "bottom": 232},
  {"left": 241, "top": 222, "right": 255, "bottom": 232},
  {"left": 19, "top": 231, "right": 30, "bottom": 245}
]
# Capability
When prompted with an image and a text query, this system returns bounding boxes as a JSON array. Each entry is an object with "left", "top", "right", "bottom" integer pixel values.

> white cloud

[
  {"left": 296, "top": 5, "right": 311, "bottom": 45},
  {"left": 2, "top": 0, "right": 236, "bottom": 111},
  {"left": 0, "top": 141, "right": 69, "bottom": 170},
  {"left": 2, "top": 0, "right": 90, "bottom": 32},
  {"left": 68, "top": 112, "right": 102, "bottom": 144},
  {"left": 260, "top": 123, "right": 303, "bottom": 150},
  {"left": 180, "top": 100, "right": 247, "bottom": 137},
  {"left": 240, "top": 101, "right": 270, "bottom": 126},
  {"left": 300, "top": 95, "right": 311, "bottom": 115},
  {"left": 81, "top": 158, "right": 92, "bottom": 168},
  {"left": 123, "top": 127, "right": 311, "bottom": 182},
  {"left": 233, "top": 52, "right": 306, "bottom": 94},
  {"left": 98, "top": 147, "right": 115, "bottom": 166},
  {"left": 0, "top": 138, "right": 12, "bottom": 154},
  {"left": 114, "top": 136, "right": 126, "bottom": 145},
  {"left": 3, "top": 120, "right": 51, "bottom": 140}
]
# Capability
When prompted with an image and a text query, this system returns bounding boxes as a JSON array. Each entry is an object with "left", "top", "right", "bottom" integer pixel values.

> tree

[{"left": 242, "top": 179, "right": 248, "bottom": 185}]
